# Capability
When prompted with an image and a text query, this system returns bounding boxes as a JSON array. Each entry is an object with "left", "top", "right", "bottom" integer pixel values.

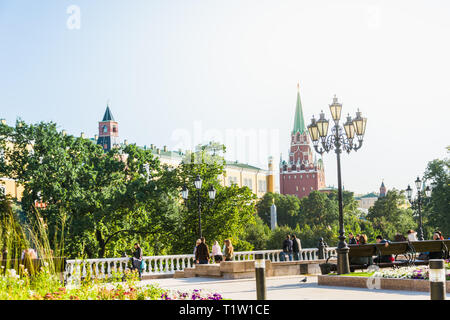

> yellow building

[
  {"left": 144, "top": 145, "right": 275, "bottom": 198},
  {"left": 0, "top": 132, "right": 25, "bottom": 201}
]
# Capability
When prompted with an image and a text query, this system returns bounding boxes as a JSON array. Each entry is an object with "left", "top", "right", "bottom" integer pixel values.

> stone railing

[{"left": 65, "top": 247, "right": 337, "bottom": 282}]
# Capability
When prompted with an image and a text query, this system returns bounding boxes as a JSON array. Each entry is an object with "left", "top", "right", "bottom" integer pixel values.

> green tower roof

[
  {"left": 102, "top": 105, "right": 115, "bottom": 121},
  {"left": 292, "top": 84, "right": 306, "bottom": 134}
]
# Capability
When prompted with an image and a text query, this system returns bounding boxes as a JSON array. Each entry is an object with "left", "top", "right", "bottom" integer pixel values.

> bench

[
  {"left": 323, "top": 240, "right": 450, "bottom": 273},
  {"left": 351, "top": 240, "right": 450, "bottom": 271}
]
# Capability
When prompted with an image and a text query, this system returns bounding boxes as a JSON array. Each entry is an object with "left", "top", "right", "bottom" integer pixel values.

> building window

[
  {"left": 300, "top": 175, "right": 302, "bottom": 179},
  {"left": 302, "top": 187, "right": 305, "bottom": 191},
  {"left": 103, "top": 125, "right": 108, "bottom": 133},
  {"left": 258, "top": 180, "right": 266, "bottom": 192},
  {"left": 312, "top": 174, "right": 315, "bottom": 178},
  {"left": 296, "top": 186, "right": 298, "bottom": 191},
  {"left": 294, "top": 175, "right": 297, "bottom": 179},
  {"left": 306, "top": 174, "right": 309, "bottom": 178}
]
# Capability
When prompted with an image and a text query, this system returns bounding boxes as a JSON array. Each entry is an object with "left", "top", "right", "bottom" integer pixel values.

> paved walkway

[{"left": 141, "top": 275, "right": 439, "bottom": 300}]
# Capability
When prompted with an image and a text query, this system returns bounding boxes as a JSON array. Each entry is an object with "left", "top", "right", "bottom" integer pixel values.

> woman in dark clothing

[{"left": 131, "top": 243, "right": 143, "bottom": 279}]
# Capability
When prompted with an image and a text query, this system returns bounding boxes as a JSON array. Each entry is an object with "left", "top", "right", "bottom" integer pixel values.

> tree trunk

[{"left": 96, "top": 229, "right": 105, "bottom": 258}]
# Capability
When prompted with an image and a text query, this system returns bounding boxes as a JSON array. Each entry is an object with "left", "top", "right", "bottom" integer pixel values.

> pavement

[{"left": 141, "top": 275, "right": 439, "bottom": 300}]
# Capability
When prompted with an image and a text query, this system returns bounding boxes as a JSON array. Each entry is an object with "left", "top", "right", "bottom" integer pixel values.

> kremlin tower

[{"left": 279, "top": 84, "right": 326, "bottom": 198}]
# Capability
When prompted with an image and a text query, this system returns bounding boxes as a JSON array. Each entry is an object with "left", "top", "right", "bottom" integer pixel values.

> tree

[
  {"left": 170, "top": 142, "right": 257, "bottom": 254},
  {"left": 256, "top": 192, "right": 301, "bottom": 229},
  {"left": 423, "top": 158, "right": 450, "bottom": 238},
  {"left": 366, "top": 189, "right": 416, "bottom": 240},
  {"left": 0, "top": 120, "right": 181, "bottom": 258}
]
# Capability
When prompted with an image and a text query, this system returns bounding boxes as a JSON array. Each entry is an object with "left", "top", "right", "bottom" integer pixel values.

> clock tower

[{"left": 97, "top": 103, "right": 119, "bottom": 151}]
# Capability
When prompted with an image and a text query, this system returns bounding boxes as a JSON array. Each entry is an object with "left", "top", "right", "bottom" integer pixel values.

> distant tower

[
  {"left": 267, "top": 156, "right": 275, "bottom": 193},
  {"left": 270, "top": 199, "right": 277, "bottom": 230},
  {"left": 279, "top": 83, "right": 326, "bottom": 198},
  {"left": 97, "top": 102, "right": 119, "bottom": 151},
  {"left": 379, "top": 180, "right": 386, "bottom": 198}
]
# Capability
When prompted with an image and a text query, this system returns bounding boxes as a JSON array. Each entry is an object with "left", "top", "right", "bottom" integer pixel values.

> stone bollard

[
  {"left": 429, "top": 259, "right": 446, "bottom": 300},
  {"left": 255, "top": 253, "right": 267, "bottom": 300}
]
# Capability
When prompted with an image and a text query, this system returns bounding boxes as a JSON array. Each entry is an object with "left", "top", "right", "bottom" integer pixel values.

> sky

[{"left": 0, "top": 0, "right": 449, "bottom": 195}]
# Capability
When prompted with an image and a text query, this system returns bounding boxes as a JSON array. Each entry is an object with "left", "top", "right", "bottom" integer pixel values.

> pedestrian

[
  {"left": 131, "top": 243, "right": 143, "bottom": 279},
  {"left": 195, "top": 237, "right": 210, "bottom": 265},
  {"left": 355, "top": 234, "right": 361, "bottom": 244},
  {"left": 193, "top": 239, "right": 201, "bottom": 264},
  {"left": 348, "top": 233, "right": 357, "bottom": 245},
  {"left": 291, "top": 234, "right": 302, "bottom": 260},
  {"left": 212, "top": 241, "right": 223, "bottom": 263},
  {"left": 373, "top": 236, "right": 394, "bottom": 263},
  {"left": 223, "top": 239, "right": 234, "bottom": 261},
  {"left": 282, "top": 235, "right": 293, "bottom": 261},
  {"left": 407, "top": 230, "right": 418, "bottom": 241}
]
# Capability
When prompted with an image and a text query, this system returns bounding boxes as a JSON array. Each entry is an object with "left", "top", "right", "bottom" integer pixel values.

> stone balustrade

[{"left": 64, "top": 247, "right": 337, "bottom": 282}]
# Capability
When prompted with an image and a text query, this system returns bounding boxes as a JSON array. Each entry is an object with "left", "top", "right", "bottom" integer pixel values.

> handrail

[{"left": 64, "top": 247, "right": 336, "bottom": 282}]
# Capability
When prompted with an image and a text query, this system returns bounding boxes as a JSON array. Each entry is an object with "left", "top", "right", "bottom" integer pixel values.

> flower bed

[
  {"left": 372, "top": 262, "right": 450, "bottom": 281},
  {"left": 318, "top": 260, "right": 450, "bottom": 293},
  {"left": 0, "top": 265, "right": 225, "bottom": 300}
]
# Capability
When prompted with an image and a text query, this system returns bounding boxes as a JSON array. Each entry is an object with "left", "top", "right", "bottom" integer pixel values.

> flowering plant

[
  {"left": 160, "top": 289, "right": 223, "bottom": 300},
  {"left": 373, "top": 265, "right": 450, "bottom": 281}
]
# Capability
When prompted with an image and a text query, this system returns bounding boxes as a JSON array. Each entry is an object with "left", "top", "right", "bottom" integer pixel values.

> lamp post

[
  {"left": 406, "top": 177, "right": 432, "bottom": 241},
  {"left": 181, "top": 175, "right": 216, "bottom": 239},
  {"left": 308, "top": 96, "right": 367, "bottom": 274}
]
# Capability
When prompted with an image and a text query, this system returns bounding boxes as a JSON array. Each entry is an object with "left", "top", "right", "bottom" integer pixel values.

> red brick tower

[
  {"left": 97, "top": 103, "right": 119, "bottom": 151},
  {"left": 279, "top": 84, "right": 326, "bottom": 198}
]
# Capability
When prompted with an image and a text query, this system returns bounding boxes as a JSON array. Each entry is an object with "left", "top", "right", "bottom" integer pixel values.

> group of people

[
  {"left": 348, "top": 229, "right": 447, "bottom": 265},
  {"left": 281, "top": 234, "right": 302, "bottom": 261},
  {"left": 193, "top": 237, "right": 234, "bottom": 264}
]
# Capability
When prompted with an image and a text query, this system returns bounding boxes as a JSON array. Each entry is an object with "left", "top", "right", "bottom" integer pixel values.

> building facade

[{"left": 279, "top": 85, "right": 326, "bottom": 198}]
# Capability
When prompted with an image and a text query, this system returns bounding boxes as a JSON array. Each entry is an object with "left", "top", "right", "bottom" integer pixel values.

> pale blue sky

[{"left": 0, "top": 0, "right": 449, "bottom": 194}]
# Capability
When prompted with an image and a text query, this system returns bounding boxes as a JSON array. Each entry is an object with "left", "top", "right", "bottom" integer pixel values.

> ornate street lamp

[
  {"left": 181, "top": 176, "right": 216, "bottom": 239},
  {"left": 308, "top": 95, "right": 367, "bottom": 274},
  {"left": 406, "top": 177, "right": 432, "bottom": 241}
]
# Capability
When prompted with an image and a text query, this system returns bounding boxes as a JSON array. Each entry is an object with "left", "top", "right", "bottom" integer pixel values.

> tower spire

[
  {"left": 292, "top": 83, "right": 306, "bottom": 135},
  {"left": 102, "top": 102, "right": 115, "bottom": 121}
]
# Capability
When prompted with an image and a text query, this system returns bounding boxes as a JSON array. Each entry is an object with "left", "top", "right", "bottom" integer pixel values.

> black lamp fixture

[
  {"left": 307, "top": 95, "right": 367, "bottom": 275},
  {"left": 181, "top": 175, "right": 216, "bottom": 239}
]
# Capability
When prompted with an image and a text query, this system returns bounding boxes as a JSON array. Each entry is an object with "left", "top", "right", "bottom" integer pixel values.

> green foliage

[
  {"left": 366, "top": 189, "right": 416, "bottom": 240},
  {"left": 170, "top": 143, "right": 257, "bottom": 253},
  {"left": 423, "top": 158, "right": 450, "bottom": 238}
]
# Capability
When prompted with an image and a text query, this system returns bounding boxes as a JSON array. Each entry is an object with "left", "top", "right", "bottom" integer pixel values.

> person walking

[
  {"left": 211, "top": 241, "right": 223, "bottom": 263},
  {"left": 291, "top": 234, "right": 302, "bottom": 260},
  {"left": 195, "top": 237, "right": 210, "bottom": 265},
  {"left": 282, "top": 235, "right": 293, "bottom": 261},
  {"left": 131, "top": 243, "right": 143, "bottom": 279},
  {"left": 193, "top": 239, "right": 201, "bottom": 264},
  {"left": 223, "top": 239, "right": 234, "bottom": 261}
]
